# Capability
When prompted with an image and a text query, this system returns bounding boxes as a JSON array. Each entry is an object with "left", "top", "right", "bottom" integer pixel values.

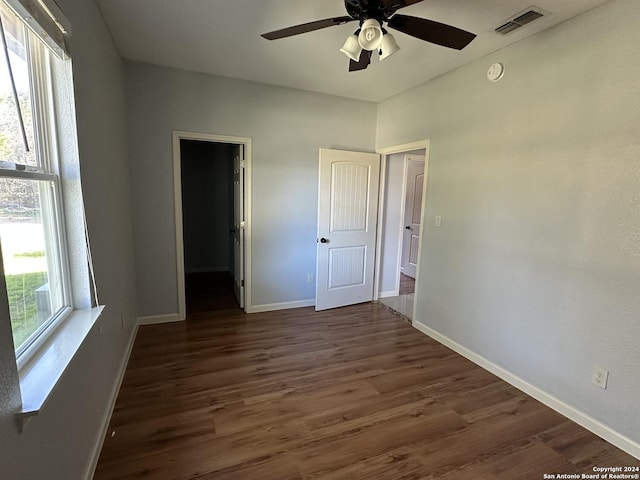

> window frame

[{"left": 0, "top": 6, "right": 73, "bottom": 367}]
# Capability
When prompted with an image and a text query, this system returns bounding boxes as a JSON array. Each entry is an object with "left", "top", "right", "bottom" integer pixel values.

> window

[{"left": 0, "top": 1, "right": 71, "bottom": 360}]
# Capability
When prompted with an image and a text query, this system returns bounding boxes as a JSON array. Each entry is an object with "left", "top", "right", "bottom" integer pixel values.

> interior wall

[
  {"left": 0, "top": 0, "right": 138, "bottom": 478},
  {"left": 180, "top": 140, "right": 233, "bottom": 274},
  {"left": 125, "top": 62, "right": 377, "bottom": 315},
  {"left": 376, "top": 0, "right": 640, "bottom": 446}
]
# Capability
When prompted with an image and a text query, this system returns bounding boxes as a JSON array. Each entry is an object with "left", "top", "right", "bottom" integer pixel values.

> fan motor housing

[
  {"left": 345, "top": 0, "right": 397, "bottom": 24},
  {"left": 345, "top": 0, "right": 363, "bottom": 19}
]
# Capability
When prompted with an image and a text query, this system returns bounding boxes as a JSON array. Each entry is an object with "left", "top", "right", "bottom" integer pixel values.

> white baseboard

[
  {"left": 138, "top": 313, "right": 183, "bottom": 325},
  {"left": 378, "top": 290, "right": 399, "bottom": 299},
  {"left": 83, "top": 324, "right": 139, "bottom": 480},
  {"left": 412, "top": 320, "right": 640, "bottom": 460},
  {"left": 247, "top": 299, "right": 315, "bottom": 314}
]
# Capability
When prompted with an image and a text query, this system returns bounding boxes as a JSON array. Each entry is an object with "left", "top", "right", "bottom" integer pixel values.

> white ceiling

[{"left": 95, "top": 0, "right": 611, "bottom": 102}]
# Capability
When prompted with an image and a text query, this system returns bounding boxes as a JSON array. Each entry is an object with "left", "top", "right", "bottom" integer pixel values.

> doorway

[
  {"left": 180, "top": 140, "right": 237, "bottom": 313},
  {"left": 374, "top": 141, "right": 430, "bottom": 321},
  {"left": 173, "top": 131, "right": 252, "bottom": 319}
]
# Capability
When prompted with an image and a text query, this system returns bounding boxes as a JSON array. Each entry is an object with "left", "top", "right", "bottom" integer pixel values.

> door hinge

[
  {"left": 241, "top": 280, "right": 245, "bottom": 287},
  {"left": 240, "top": 160, "right": 246, "bottom": 168}
]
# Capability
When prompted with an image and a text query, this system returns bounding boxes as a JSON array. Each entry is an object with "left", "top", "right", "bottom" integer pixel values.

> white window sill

[{"left": 16, "top": 305, "right": 104, "bottom": 431}]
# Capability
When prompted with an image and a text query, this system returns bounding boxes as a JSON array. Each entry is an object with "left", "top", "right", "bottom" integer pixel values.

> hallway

[{"left": 185, "top": 271, "right": 240, "bottom": 314}]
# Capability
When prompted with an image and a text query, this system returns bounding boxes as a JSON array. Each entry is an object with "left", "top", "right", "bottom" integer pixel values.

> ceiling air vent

[{"left": 495, "top": 8, "right": 544, "bottom": 35}]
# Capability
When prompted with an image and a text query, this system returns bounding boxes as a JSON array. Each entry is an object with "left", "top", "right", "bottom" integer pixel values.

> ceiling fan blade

[
  {"left": 262, "top": 16, "right": 354, "bottom": 40},
  {"left": 387, "top": 14, "right": 476, "bottom": 50},
  {"left": 349, "top": 49, "right": 372, "bottom": 72}
]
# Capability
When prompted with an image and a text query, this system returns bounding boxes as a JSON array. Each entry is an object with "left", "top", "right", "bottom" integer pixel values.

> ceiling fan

[{"left": 261, "top": 0, "right": 476, "bottom": 72}]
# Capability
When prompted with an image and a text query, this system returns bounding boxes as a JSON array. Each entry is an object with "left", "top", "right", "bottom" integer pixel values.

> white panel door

[
  {"left": 401, "top": 156, "right": 425, "bottom": 279},
  {"left": 233, "top": 146, "right": 245, "bottom": 308},
  {"left": 316, "top": 148, "right": 380, "bottom": 311}
]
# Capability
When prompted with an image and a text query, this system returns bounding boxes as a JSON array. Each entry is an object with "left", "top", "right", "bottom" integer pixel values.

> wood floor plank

[
  {"left": 399, "top": 274, "right": 415, "bottom": 295},
  {"left": 539, "top": 420, "right": 637, "bottom": 469},
  {"left": 434, "top": 442, "right": 576, "bottom": 479},
  {"left": 302, "top": 389, "right": 425, "bottom": 431},
  {"left": 94, "top": 293, "right": 639, "bottom": 480},
  {"left": 296, "top": 446, "right": 427, "bottom": 480},
  {"left": 191, "top": 454, "right": 303, "bottom": 480},
  {"left": 294, "top": 405, "right": 467, "bottom": 478}
]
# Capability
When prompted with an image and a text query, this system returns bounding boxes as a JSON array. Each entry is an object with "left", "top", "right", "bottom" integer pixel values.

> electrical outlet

[
  {"left": 435, "top": 216, "right": 442, "bottom": 227},
  {"left": 307, "top": 273, "right": 314, "bottom": 284},
  {"left": 592, "top": 367, "right": 608, "bottom": 389}
]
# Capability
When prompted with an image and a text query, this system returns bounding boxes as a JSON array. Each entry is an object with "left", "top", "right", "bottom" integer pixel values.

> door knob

[{"left": 320, "top": 237, "right": 329, "bottom": 243}]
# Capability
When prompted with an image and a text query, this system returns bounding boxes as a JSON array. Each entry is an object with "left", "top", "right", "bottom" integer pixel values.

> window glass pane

[
  {"left": 0, "top": 3, "right": 37, "bottom": 167},
  {"left": 0, "top": 177, "right": 65, "bottom": 351}
]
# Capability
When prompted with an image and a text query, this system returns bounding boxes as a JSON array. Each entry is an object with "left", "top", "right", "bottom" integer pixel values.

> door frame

[
  {"left": 172, "top": 131, "right": 252, "bottom": 319},
  {"left": 374, "top": 140, "right": 430, "bottom": 315}
]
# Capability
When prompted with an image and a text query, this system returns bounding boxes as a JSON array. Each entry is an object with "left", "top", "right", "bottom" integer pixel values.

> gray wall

[
  {"left": 377, "top": 0, "right": 640, "bottom": 444},
  {"left": 125, "top": 62, "right": 377, "bottom": 314},
  {"left": 181, "top": 140, "right": 233, "bottom": 273},
  {"left": 0, "top": 0, "right": 138, "bottom": 477}
]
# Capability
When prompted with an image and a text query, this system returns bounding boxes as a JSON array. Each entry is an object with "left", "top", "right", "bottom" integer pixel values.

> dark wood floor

[
  {"left": 94, "top": 299, "right": 638, "bottom": 479},
  {"left": 185, "top": 271, "right": 240, "bottom": 314},
  {"left": 399, "top": 274, "right": 415, "bottom": 295}
]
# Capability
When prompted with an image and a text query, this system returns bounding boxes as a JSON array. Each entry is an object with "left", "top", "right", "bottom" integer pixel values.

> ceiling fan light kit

[
  {"left": 261, "top": 0, "right": 477, "bottom": 73},
  {"left": 358, "top": 19, "right": 383, "bottom": 50},
  {"left": 340, "top": 33, "right": 362, "bottom": 61},
  {"left": 379, "top": 32, "right": 400, "bottom": 61}
]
